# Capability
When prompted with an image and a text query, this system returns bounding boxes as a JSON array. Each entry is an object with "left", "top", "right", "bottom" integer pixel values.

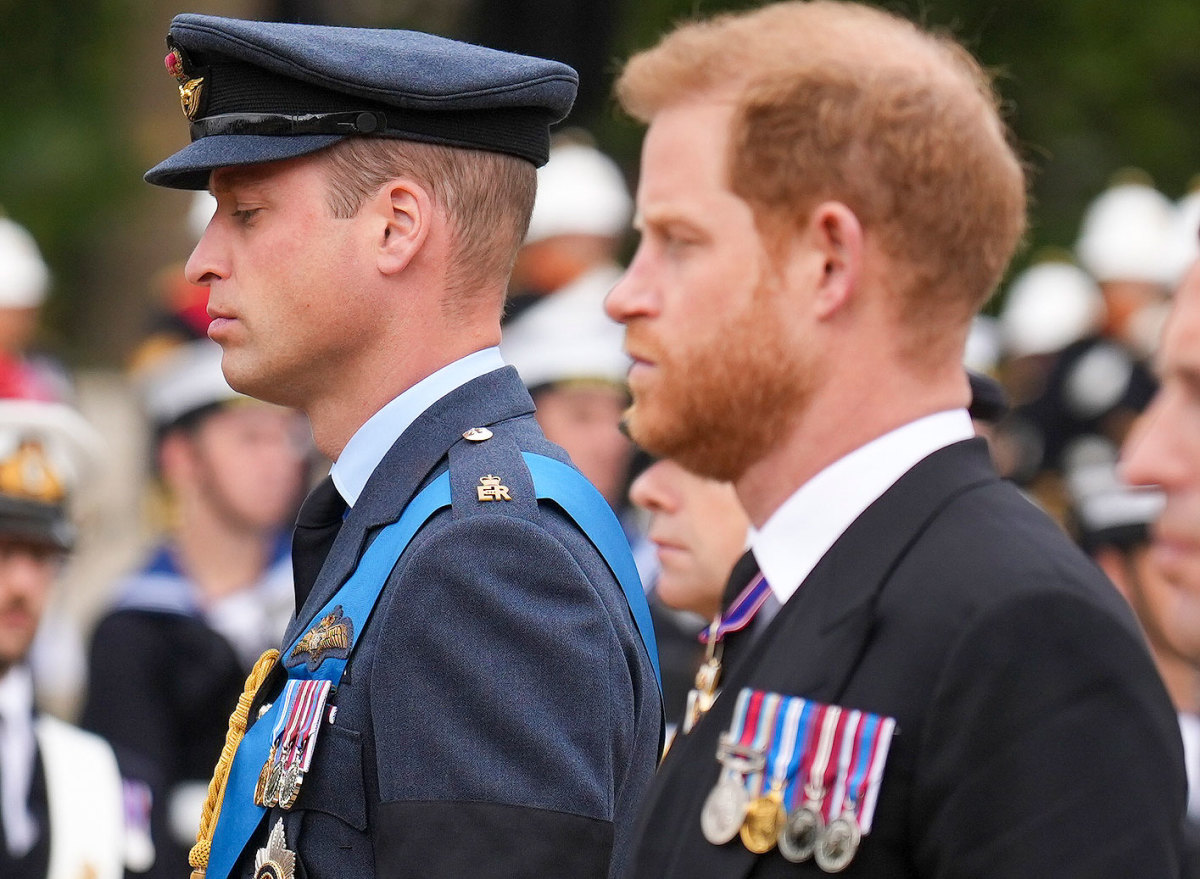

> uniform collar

[{"left": 330, "top": 347, "right": 505, "bottom": 506}]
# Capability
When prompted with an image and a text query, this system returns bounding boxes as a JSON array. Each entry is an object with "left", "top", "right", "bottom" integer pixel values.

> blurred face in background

[
  {"left": 0, "top": 537, "right": 61, "bottom": 673},
  {"left": 1122, "top": 260, "right": 1200, "bottom": 661},
  {"left": 630, "top": 458, "right": 750, "bottom": 619},
  {"left": 534, "top": 382, "right": 633, "bottom": 510},
  {"left": 165, "top": 402, "right": 310, "bottom": 535}
]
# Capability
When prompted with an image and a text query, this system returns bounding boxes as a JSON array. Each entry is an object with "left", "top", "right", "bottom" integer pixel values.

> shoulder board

[{"left": 447, "top": 426, "right": 539, "bottom": 519}]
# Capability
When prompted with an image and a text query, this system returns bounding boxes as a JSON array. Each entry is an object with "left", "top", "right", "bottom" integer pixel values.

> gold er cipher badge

[{"left": 477, "top": 475, "right": 512, "bottom": 502}]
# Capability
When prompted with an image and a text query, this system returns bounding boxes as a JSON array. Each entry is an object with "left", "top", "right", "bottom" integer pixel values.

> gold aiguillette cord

[{"left": 189, "top": 648, "right": 280, "bottom": 879}]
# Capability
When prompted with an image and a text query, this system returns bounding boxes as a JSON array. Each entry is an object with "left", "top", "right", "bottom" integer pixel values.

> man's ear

[
  {"left": 807, "top": 201, "right": 863, "bottom": 320},
  {"left": 374, "top": 179, "right": 432, "bottom": 276}
]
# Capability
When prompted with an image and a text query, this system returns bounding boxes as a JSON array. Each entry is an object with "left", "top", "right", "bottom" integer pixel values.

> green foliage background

[{"left": 0, "top": 0, "right": 1197, "bottom": 363}]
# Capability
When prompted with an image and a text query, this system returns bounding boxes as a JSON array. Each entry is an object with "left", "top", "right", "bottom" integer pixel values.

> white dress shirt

[
  {"left": 0, "top": 664, "right": 39, "bottom": 856},
  {"left": 330, "top": 347, "right": 506, "bottom": 507},
  {"left": 752, "top": 409, "right": 975, "bottom": 605},
  {"left": 1180, "top": 712, "right": 1200, "bottom": 820}
]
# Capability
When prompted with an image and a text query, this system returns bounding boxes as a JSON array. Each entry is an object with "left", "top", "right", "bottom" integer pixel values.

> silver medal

[
  {"left": 700, "top": 774, "right": 750, "bottom": 845},
  {"left": 814, "top": 814, "right": 861, "bottom": 873},
  {"left": 277, "top": 762, "right": 301, "bottom": 810},
  {"left": 778, "top": 805, "right": 824, "bottom": 863},
  {"left": 264, "top": 757, "right": 283, "bottom": 808}
]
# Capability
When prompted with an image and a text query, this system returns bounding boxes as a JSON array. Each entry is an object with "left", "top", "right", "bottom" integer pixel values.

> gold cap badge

[
  {"left": 0, "top": 438, "right": 65, "bottom": 504},
  {"left": 165, "top": 45, "right": 204, "bottom": 120}
]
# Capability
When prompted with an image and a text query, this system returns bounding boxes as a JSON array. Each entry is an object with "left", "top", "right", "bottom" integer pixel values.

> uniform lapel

[
  {"left": 644, "top": 438, "right": 997, "bottom": 878},
  {"left": 284, "top": 366, "right": 535, "bottom": 644}
]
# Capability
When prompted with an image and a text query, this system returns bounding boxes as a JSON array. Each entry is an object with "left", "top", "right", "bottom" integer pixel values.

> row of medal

[
  {"left": 253, "top": 679, "right": 334, "bottom": 810},
  {"left": 700, "top": 688, "right": 896, "bottom": 873}
]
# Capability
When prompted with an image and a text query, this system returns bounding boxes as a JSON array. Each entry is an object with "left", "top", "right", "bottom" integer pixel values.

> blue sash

[{"left": 205, "top": 452, "right": 661, "bottom": 879}]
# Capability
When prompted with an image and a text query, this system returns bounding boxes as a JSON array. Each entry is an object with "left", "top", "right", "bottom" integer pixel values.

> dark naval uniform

[
  {"left": 233, "top": 366, "right": 661, "bottom": 878},
  {"left": 624, "top": 438, "right": 1183, "bottom": 878},
  {"left": 83, "top": 543, "right": 292, "bottom": 878}
]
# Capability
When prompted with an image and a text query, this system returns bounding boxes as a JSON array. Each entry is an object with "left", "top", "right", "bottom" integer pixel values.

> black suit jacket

[{"left": 624, "top": 438, "right": 1184, "bottom": 878}]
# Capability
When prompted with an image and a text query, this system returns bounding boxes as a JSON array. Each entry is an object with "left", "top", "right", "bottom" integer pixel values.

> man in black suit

[{"left": 605, "top": 2, "right": 1184, "bottom": 876}]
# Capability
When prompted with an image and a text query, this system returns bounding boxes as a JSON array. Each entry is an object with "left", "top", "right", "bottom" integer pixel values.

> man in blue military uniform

[{"left": 144, "top": 16, "right": 662, "bottom": 879}]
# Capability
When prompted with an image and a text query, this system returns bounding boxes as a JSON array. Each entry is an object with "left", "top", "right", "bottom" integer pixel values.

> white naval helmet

[
  {"left": 187, "top": 190, "right": 218, "bottom": 241},
  {"left": 964, "top": 315, "right": 1002, "bottom": 376},
  {"left": 999, "top": 258, "right": 1105, "bottom": 358},
  {"left": 0, "top": 214, "right": 49, "bottom": 309},
  {"left": 502, "top": 283, "right": 630, "bottom": 392},
  {"left": 137, "top": 337, "right": 246, "bottom": 433},
  {"left": 0, "top": 399, "right": 104, "bottom": 550},
  {"left": 524, "top": 138, "right": 633, "bottom": 244},
  {"left": 1075, "top": 172, "right": 1176, "bottom": 286},
  {"left": 1165, "top": 180, "right": 1200, "bottom": 287}
]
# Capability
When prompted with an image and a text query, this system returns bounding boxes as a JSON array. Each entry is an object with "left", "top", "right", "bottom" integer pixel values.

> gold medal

[
  {"left": 264, "top": 756, "right": 283, "bottom": 807},
  {"left": 254, "top": 745, "right": 277, "bottom": 806},
  {"left": 739, "top": 786, "right": 785, "bottom": 854},
  {"left": 682, "top": 621, "right": 723, "bottom": 735}
]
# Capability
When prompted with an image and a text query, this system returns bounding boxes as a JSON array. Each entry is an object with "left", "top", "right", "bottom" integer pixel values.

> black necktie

[{"left": 291, "top": 476, "right": 347, "bottom": 610}]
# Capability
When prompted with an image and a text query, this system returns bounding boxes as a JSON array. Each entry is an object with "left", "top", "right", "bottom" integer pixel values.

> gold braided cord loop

[{"left": 188, "top": 648, "right": 280, "bottom": 878}]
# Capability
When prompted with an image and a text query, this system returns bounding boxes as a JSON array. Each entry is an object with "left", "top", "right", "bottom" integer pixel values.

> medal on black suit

[
  {"left": 740, "top": 696, "right": 804, "bottom": 853},
  {"left": 685, "top": 572, "right": 772, "bottom": 736},
  {"left": 701, "top": 691, "right": 773, "bottom": 845},
  {"left": 779, "top": 704, "right": 842, "bottom": 863}
]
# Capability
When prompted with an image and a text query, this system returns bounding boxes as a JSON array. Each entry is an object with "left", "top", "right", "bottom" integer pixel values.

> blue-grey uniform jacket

[{"left": 237, "top": 366, "right": 662, "bottom": 879}]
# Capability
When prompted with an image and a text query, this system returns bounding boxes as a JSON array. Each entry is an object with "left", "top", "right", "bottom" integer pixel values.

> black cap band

[
  {"left": 192, "top": 111, "right": 388, "bottom": 137},
  {"left": 188, "top": 103, "right": 554, "bottom": 165}
]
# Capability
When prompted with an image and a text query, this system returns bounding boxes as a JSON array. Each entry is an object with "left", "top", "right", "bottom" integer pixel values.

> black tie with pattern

[{"left": 291, "top": 476, "right": 347, "bottom": 610}]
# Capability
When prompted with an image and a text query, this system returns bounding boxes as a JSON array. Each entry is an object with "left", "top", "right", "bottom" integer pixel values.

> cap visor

[{"left": 145, "top": 133, "right": 345, "bottom": 189}]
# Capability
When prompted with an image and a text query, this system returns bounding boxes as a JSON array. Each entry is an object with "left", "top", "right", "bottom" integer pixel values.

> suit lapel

[
  {"left": 651, "top": 438, "right": 998, "bottom": 878},
  {"left": 284, "top": 366, "right": 535, "bottom": 644},
  {"left": 732, "top": 437, "right": 997, "bottom": 702}
]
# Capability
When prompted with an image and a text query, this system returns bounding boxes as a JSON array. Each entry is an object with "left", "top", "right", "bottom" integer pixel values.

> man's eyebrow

[{"left": 210, "top": 166, "right": 269, "bottom": 194}]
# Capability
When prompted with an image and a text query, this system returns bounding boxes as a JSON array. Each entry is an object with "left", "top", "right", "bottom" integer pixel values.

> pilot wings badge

[{"left": 285, "top": 605, "right": 354, "bottom": 672}]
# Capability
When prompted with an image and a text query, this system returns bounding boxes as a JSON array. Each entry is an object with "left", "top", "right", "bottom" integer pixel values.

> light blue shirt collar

[{"left": 330, "top": 347, "right": 506, "bottom": 507}]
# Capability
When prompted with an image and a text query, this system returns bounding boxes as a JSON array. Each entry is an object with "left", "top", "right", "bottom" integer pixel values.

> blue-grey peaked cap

[{"left": 145, "top": 14, "right": 579, "bottom": 190}]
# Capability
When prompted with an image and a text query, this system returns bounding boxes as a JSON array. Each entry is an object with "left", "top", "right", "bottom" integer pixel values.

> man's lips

[
  {"left": 206, "top": 306, "right": 238, "bottom": 340},
  {"left": 0, "top": 607, "right": 34, "bottom": 629},
  {"left": 648, "top": 532, "right": 686, "bottom": 554}
]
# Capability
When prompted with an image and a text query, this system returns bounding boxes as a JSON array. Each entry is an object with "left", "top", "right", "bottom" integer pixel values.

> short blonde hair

[
  {"left": 319, "top": 138, "right": 536, "bottom": 306},
  {"left": 617, "top": 1, "right": 1026, "bottom": 351}
]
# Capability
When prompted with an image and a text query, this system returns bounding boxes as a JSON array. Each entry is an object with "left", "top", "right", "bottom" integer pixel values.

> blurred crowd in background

[
  {"left": 2, "top": 128, "right": 1199, "bottom": 875},
  {"left": 0, "top": 0, "right": 1198, "bottom": 866}
]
